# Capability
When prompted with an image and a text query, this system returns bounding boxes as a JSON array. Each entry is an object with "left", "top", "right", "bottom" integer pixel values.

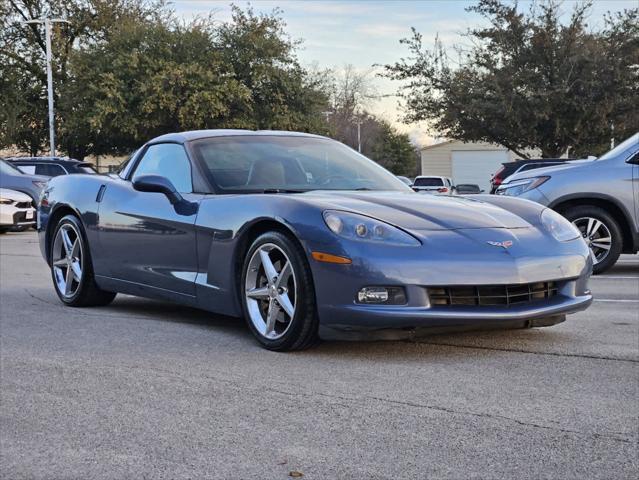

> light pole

[
  {"left": 321, "top": 111, "right": 333, "bottom": 123},
  {"left": 354, "top": 116, "right": 362, "bottom": 153},
  {"left": 22, "top": 18, "right": 69, "bottom": 157}
]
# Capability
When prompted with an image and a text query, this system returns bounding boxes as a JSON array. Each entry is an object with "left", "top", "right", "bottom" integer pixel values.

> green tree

[
  {"left": 60, "top": 17, "right": 251, "bottom": 157},
  {"left": 1, "top": 2, "right": 330, "bottom": 158},
  {"left": 214, "top": 6, "right": 329, "bottom": 133},
  {"left": 370, "top": 121, "right": 418, "bottom": 176},
  {"left": 318, "top": 66, "right": 418, "bottom": 175},
  {"left": 383, "top": 0, "right": 639, "bottom": 158},
  {"left": 0, "top": 0, "right": 163, "bottom": 155}
]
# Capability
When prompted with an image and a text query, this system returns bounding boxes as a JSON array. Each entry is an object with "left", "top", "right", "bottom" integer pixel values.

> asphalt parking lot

[{"left": 1, "top": 230, "right": 637, "bottom": 479}]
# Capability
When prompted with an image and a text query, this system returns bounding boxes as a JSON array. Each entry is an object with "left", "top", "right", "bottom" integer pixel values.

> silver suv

[{"left": 496, "top": 132, "right": 639, "bottom": 273}]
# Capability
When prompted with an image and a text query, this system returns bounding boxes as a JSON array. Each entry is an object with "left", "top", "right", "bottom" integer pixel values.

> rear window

[
  {"left": 34, "top": 163, "right": 66, "bottom": 177},
  {"left": 414, "top": 177, "right": 444, "bottom": 187}
]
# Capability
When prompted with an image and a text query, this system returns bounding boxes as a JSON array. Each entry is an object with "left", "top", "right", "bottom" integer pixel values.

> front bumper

[
  {"left": 0, "top": 205, "right": 36, "bottom": 229},
  {"left": 319, "top": 290, "right": 592, "bottom": 331},
  {"left": 307, "top": 227, "right": 593, "bottom": 333}
]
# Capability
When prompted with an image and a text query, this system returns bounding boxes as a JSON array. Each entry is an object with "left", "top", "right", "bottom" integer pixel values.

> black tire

[
  {"left": 240, "top": 231, "right": 319, "bottom": 351},
  {"left": 0, "top": 228, "right": 7, "bottom": 234},
  {"left": 50, "top": 215, "right": 117, "bottom": 307},
  {"left": 561, "top": 205, "right": 623, "bottom": 275}
]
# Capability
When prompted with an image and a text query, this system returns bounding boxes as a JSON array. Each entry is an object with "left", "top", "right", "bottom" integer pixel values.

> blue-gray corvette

[{"left": 38, "top": 130, "right": 593, "bottom": 351}]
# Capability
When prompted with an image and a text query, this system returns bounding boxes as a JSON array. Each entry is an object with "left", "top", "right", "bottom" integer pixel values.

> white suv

[{"left": 413, "top": 176, "right": 454, "bottom": 195}]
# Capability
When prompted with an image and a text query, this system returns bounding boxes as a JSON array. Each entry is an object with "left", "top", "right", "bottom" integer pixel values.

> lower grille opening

[{"left": 429, "top": 282, "right": 559, "bottom": 307}]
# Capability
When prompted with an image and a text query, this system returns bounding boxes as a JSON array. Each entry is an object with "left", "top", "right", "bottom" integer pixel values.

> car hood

[
  {"left": 299, "top": 191, "right": 532, "bottom": 230},
  {"left": 505, "top": 159, "right": 595, "bottom": 183},
  {"left": 0, "top": 188, "right": 33, "bottom": 202}
]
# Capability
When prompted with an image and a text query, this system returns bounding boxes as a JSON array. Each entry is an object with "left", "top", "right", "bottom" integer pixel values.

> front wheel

[
  {"left": 562, "top": 206, "right": 622, "bottom": 275},
  {"left": 240, "top": 231, "right": 319, "bottom": 351},
  {"left": 50, "top": 215, "right": 117, "bottom": 307}
]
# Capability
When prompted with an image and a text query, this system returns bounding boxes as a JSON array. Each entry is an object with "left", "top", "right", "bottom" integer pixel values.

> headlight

[
  {"left": 323, "top": 210, "right": 420, "bottom": 246},
  {"left": 496, "top": 176, "right": 550, "bottom": 196},
  {"left": 541, "top": 208, "right": 581, "bottom": 242},
  {"left": 0, "top": 196, "right": 14, "bottom": 205}
]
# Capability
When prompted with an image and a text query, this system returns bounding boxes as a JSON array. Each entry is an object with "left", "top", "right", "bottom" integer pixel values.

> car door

[{"left": 96, "top": 142, "right": 202, "bottom": 297}]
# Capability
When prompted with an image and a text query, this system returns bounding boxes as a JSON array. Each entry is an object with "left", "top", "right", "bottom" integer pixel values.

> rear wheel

[
  {"left": 51, "top": 215, "right": 116, "bottom": 307},
  {"left": 561, "top": 206, "right": 622, "bottom": 274},
  {"left": 240, "top": 231, "right": 319, "bottom": 351}
]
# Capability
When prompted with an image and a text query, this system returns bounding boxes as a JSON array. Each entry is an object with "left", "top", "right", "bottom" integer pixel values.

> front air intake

[{"left": 428, "top": 282, "right": 559, "bottom": 307}]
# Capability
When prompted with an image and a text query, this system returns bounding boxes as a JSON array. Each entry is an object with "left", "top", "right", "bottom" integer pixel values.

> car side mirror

[{"left": 133, "top": 174, "right": 183, "bottom": 204}]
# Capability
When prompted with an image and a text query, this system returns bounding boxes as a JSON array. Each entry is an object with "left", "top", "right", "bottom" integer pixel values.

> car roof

[
  {"left": 504, "top": 160, "right": 594, "bottom": 184},
  {"left": 5, "top": 156, "right": 85, "bottom": 164},
  {"left": 148, "top": 129, "right": 327, "bottom": 144},
  {"left": 502, "top": 158, "right": 568, "bottom": 167}
]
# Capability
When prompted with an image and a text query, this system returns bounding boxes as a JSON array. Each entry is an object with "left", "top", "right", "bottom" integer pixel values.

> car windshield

[
  {"left": 414, "top": 177, "right": 443, "bottom": 187},
  {"left": 0, "top": 159, "right": 22, "bottom": 175},
  {"left": 598, "top": 132, "right": 639, "bottom": 161},
  {"left": 190, "top": 135, "right": 411, "bottom": 193}
]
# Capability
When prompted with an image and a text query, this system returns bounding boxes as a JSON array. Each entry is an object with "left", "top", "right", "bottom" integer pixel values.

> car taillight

[
  {"left": 437, "top": 187, "right": 448, "bottom": 193},
  {"left": 492, "top": 166, "right": 505, "bottom": 185}
]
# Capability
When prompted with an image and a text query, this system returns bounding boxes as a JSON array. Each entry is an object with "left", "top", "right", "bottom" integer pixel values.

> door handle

[{"left": 96, "top": 184, "right": 106, "bottom": 202}]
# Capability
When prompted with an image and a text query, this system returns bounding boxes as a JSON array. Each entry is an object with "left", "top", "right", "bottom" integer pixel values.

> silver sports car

[{"left": 38, "top": 130, "right": 593, "bottom": 350}]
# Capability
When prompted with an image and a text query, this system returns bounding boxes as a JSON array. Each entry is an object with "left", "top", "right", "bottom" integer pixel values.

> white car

[
  {"left": 0, "top": 188, "right": 36, "bottom": 233},
  {"left": 412, "top": 175, "right": 454, "bottom": 195}
]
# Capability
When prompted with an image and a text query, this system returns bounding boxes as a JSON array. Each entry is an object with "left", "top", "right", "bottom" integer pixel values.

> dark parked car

[
  {"left": 455, "top": 184, "right": 483, "bottom": 194},
  {"left": 0, "top": 159, "right": 48, "bottom": 204},
  {"left": 6, "top": 157, "right": 97, "bottom": 177},
  {"left": 491, "top": 159, "right": 569, "bottom": 193}
]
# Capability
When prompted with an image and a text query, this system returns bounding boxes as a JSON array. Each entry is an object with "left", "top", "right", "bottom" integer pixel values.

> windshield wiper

[{"left": 261, "top": 188, "right": 307, "bottom": 194}]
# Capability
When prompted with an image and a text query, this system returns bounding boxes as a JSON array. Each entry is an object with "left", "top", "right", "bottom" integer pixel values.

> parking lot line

[
  {"left": 594, "top": 299, "right": 639, "bottom": 303},
  {"left": 591, "top": 276, "right": 639, "bottom": 280}
]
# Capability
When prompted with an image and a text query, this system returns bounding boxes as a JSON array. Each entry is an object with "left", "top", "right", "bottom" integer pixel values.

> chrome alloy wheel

[
  {"left": 52, "top": 223, "right": 83, "bottom": 298},
  {"left": 244, "top": 243, "right": 297, "bottom": 340},
  {"left": 572, "top": 217, "right": 612, "bottom": 265}
]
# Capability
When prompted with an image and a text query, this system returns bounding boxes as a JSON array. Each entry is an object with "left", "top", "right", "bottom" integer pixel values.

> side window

[
  {"left": 17, "top": 165, "right": 36, "bottom": 175},
  {"left": 35, "top": 163, "right": 65, "bottom": 177},
  {"left": 132, "top": 144, "right": 192, "bottom": 193}
]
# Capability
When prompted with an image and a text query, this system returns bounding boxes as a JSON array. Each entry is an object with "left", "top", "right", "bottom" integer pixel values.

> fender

[{"left": 193, "top": 196, "right": 325, "bottom": 317}]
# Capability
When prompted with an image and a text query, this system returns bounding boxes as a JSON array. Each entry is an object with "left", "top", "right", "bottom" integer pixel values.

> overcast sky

[{"left": 172, "top": 1, "right": 636, "bottom": 146}]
